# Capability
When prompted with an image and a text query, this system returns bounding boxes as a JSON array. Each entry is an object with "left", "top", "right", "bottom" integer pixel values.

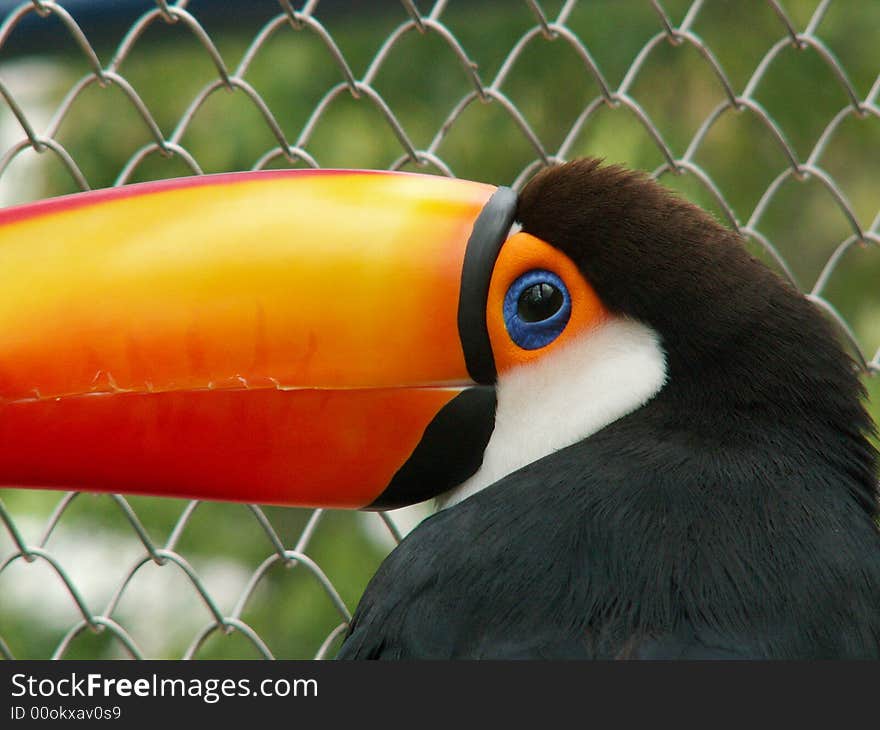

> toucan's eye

[
  {"left": 503, "top": 270, "right": 571, "bottom": 350},
  {"left": 518, "top": 283, "right": 563, "bottom": 322}
]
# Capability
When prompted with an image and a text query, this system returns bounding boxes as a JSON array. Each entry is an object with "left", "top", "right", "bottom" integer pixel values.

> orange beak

[{"left": 0, "top": 170, "right": 516, "bottom": 508}]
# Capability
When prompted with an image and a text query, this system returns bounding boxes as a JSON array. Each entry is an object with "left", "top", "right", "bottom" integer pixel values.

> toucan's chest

[{"left": 340, "top": 413, "right": 880, "bottom": 659}]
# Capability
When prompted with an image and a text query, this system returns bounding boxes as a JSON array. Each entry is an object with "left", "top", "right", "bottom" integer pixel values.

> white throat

[{"left": 437, "top": 317, "right": 667, "bottom": 509}]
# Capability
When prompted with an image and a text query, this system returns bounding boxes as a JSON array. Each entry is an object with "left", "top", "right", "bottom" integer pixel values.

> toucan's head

[{"left": 0, "top": 159, "right": 872, "bottom": 511}]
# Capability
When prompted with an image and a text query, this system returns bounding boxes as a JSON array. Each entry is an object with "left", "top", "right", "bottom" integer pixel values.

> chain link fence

[{"left": 0, "top": 0, "right": 878, "bottom": 659}]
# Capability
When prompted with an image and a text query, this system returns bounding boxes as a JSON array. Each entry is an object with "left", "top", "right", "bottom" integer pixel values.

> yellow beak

[{"left": 0, "top": 170, "right": 515, "bottom": 508}]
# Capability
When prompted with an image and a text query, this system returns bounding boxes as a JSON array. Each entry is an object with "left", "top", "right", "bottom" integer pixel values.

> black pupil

[{"left": 517, "top": 283, "right": 563, "bottom": 323}]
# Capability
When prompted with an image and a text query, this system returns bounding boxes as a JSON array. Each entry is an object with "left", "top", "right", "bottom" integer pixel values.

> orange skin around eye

[{"left": 486, "top": 231, "right": 607, "bottom": 375}]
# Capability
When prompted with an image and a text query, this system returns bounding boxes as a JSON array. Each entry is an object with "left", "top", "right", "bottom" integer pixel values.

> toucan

[{"left": 0, "top": 159, "right": 877, "bottom": 658}]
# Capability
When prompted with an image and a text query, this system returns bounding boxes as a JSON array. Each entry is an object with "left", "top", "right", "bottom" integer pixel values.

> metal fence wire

[{"left": 0, "top": 0, "right": 878, "bottom": 659}]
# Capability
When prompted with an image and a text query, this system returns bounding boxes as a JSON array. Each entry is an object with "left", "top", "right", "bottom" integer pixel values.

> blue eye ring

[{"left": 503, "top": 269, "right": 571, "bottom": 350}]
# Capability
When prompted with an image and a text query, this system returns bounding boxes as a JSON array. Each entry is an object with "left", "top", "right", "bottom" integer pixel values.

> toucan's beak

[{"left": 0, "top": 170, "right": 515, "bottom": 508}]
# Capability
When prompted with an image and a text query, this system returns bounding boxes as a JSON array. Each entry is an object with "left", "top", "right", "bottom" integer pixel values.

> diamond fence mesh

[{"left": 0, "top": 0, "right": 878, "bottom": 659}]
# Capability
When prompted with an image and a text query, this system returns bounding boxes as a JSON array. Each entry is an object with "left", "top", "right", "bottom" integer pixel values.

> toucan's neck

[
  {"left": 650, "top": 285, "right": 878, "bottom": 517},
  {"left": 660, "top": 285, "right": 864, "bottom": 428},
  {"left": 438, "top": 316, "right": 667, "bottom": 509}
]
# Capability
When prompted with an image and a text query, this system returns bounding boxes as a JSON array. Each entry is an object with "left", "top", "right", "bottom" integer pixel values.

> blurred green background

[{"left": 0, "top": 0, "right": 878, "bottom": 658}]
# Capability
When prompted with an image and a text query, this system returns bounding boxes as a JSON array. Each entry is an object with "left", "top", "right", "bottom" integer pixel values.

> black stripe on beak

[
  {"left": 366, "top": 386, "right": 497, "bottom": 510},
  {"left": 457, "top": 186, "right": 518, "bottom": 385}
]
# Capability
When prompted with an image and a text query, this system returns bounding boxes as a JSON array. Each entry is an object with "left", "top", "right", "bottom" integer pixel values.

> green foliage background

[{"left": 0, "top": 0, "right": 877, "bottom": 658}]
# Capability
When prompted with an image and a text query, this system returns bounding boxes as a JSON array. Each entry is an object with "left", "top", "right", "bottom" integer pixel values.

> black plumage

[{"left": 338, "top": 159, "right": 880, "bottom": 659}]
